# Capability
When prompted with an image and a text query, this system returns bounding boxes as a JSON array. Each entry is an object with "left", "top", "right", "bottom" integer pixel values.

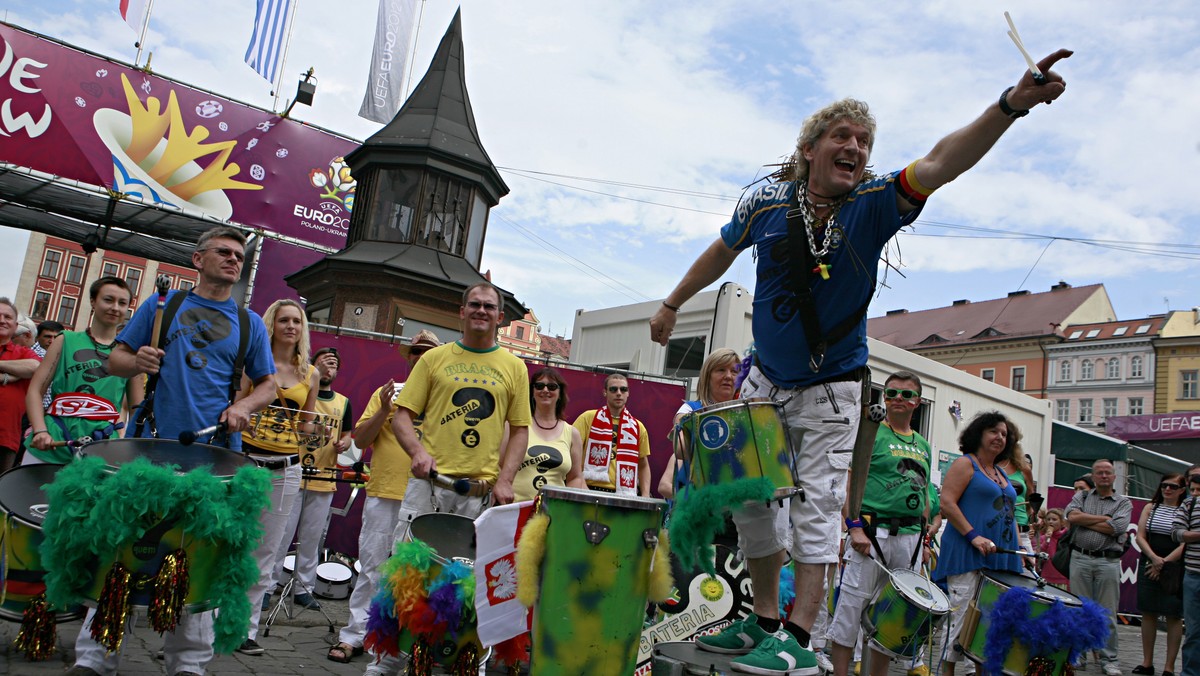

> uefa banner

[{"left": 0, "top": 23, "right": 359, "bottom": 310}]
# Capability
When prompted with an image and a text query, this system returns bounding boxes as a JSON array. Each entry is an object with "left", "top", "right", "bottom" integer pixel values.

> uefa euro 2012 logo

[{"left": 308, "top": 157, "right": 356, "bottom": 211}]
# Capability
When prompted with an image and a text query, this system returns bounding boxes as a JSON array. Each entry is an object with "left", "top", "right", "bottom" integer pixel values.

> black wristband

[
  {"left": 662, "top": 301, "right": 680, "bottom": 312},
  {"left": 999, "top": 86, "right": 1029, "bottom": 119}
]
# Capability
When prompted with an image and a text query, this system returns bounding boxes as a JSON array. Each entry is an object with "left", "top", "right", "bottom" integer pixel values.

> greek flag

[{"left": 244, "top": 0, "right": 292, "bottom": 83}]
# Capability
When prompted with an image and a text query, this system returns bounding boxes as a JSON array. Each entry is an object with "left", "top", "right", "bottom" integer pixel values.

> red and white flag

[
  {"left": 474, "top": 500, "right": 535, "bottom": 647},
  {"left": 118, "top": 0, "right": 149, "bottom": 33}
]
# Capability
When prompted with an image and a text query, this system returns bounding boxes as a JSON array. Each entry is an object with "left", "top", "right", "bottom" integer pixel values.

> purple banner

[
  {"left": 1105, "top": 412, "right": 1200, "bottom": 442},
  {"left": 0, "top": 24, "right": 358, "bottom": 313},
  {"left": 310, "top": 328, "right": 689, "bottom": 557}
]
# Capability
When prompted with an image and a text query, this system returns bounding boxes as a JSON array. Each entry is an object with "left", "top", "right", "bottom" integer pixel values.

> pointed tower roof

[{"left": 346, "top": 8, "right": 508, "bottom": 204}]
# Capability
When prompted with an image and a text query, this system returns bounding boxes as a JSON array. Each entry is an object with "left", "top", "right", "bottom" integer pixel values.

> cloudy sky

[{"left": 2, "top": 1, "right": 1197, "bottom": 338}]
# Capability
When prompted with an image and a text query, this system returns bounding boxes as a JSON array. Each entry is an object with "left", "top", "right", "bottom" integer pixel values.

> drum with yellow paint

[{"left": 532, "top": 486, "right": 664, "bottom": 675}]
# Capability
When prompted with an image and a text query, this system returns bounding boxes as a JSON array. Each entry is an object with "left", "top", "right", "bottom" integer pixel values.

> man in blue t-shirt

[
  {"left": 650, "top": 50, "right": 1072, "bottom": 675},
  {"left": 69, "top": 226, "right": 276, "bottom": 676}
]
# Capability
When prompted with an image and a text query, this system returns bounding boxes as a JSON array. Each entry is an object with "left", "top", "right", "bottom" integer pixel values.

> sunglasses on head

[
  {"left": 1190, "top": 474, "right": 1200, "bottom": 484},
  {"left": 884, "top": 388, "right": 920, "bottom": 400},
  {"left": 533, "top": 382, "right": 559, "bottom": 391},
  {"left": 1161, "top": 482, "right": 1184, "bottom": 490},
  {"left": 607, "top": 386, "right": 629, "bottom": 393}
]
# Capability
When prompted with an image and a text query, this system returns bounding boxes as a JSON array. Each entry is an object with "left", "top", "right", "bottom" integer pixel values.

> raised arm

[
  {"left": 650, "top": 238, "right": 740, "bottom": 346},
  {"left": 902, "top": 49, "right": 1072, "bottom": 213}
]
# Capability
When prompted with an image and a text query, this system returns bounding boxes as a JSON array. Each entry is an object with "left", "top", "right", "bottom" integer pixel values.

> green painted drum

[
  {"left": 861, "top": 568, "right": 949, "bottom": 658},
  {"left": 533, "top": 486, "right": 665, "bottom": 675},
  {"left": 684, "top": 398, "right": 797, "bottom": 498},
  {"left": 959, "top": 570, "right": 1080, "bottom": 675},
  {"left": 0, "top": 464, "right": 84, "bottom": 622},
  {"left": 80, "top": 440, "right": 254, "bottom": 611}
]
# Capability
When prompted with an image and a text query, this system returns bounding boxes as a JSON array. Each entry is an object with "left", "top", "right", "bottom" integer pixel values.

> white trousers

[
  {"left": 245, "top": 463, "right": 301, "bottom": 641},
  {"left": 273, "top": 488, "right": 335, "bottom": 590},
  {"left": 73, "top": 607, "right": 214, "bottom": 675}
]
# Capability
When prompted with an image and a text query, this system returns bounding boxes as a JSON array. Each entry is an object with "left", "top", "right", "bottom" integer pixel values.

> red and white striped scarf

[{"left": 583, "top": 407, "right": 640, "bottom": 495}]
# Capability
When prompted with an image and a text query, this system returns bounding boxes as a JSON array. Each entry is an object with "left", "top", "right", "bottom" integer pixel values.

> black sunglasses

[
  {"left": 607, "top": 386, "right": 629, "bottom": 393},
  {"left": 1161, "top": 482, "right": 1184, "bottom": 490},
  {"left": 1190, "top": 474, "right": 1200, "bottom": 484},
  {"left": 533, "top": 382, "right": 559, "bottom": 391},
  {"left": 884, "top": 388, "right": 920, "bottom": 400}
]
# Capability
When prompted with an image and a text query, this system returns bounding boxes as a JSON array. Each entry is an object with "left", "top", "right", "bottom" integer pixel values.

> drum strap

[
  {"left": 785, "top": 184, "right": 874, "bottom": 373},
  {"left": 133, "top": 292, "right": 250, "bottom": 444}
]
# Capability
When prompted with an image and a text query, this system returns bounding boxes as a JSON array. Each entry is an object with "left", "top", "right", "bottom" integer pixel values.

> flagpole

[
  {"left": 271, "top": 0, "right": 301, "bottom": 112},
  {"left": 402, "top": 0, "right": 426, "bottom": 100},
  {"left": 134, "top": 0, "right": 157, "bottom": 67}
]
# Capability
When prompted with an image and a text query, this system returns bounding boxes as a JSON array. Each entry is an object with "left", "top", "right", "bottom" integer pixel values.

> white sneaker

[
  {"left": 1102, "top": 665, "right": 1122, "bottom": 676},
  {"left": 814, "top": 651, "right": 833, "bottom": 673}
]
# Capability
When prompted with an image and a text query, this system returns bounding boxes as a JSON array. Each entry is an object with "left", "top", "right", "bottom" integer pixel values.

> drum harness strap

[
  {"left": 784, "top": 183, "right": 873, "bottom": 374},
  {"left": 860, "top": 513, "right": 925, "bottom": 570},
  {"left": 133, "top": 291, "right": 250, "bottom": 446}
]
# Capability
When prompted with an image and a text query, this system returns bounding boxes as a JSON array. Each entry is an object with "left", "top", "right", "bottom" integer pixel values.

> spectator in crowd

[
  {"left": 1036, "top": 508, "right": 1070, "bottom": 588},
  {"left": 1064, "top": 459, "right": 1130, "bottom": 676},
  {"left": 1171, "top": 464, "right": 1200, "bottom": 676},
  {"left": 512, "top": 366, "right": 584, "bottom": 501},
  {"left": 573, "top": 372, "right": 651, "bottom": 496},
  {"left": 0, "top": 297, "right": 40, "bottom": 472},
  {"left": 33, "top": 320, "right": 64, "bottom": 358},
  {"left": 1133, "top": 471, "right": 1186, "bottom": 676}
]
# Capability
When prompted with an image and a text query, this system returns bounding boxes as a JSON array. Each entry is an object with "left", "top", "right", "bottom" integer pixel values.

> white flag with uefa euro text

[{"left": 358, "top": 0, "right": 417, "bottom": 123}]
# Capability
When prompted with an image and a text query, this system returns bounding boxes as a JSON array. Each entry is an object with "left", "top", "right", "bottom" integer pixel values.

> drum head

[
  {"left": 82, "top": 438, "right": 255, "bottom": 476},
  {"left": 316, "top": 561, "right": 352, "bottom": 583},
  {"left": 889, "top": 569, "right": 950, "bottom": 613},
  {"left": 981, "top": 569, "right": 1041, "bottom": 591},
  {"left": 1029, "top": 580, "right": 1082, "bottom": 606},
  {"left": 0, "top": 464, "right": 62, "bottom": 525},
  {"left": 409, "top": 513, "right": 476, "bottom": 561},
  {"left": 539, "top": 485, "right": 665, "bottom": 511}
]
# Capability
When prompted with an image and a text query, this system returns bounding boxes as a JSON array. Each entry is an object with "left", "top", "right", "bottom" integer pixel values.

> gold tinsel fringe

[
  {"left": 148, "top": 548, "right": 189, "bottom": 633},
  {"left": 13, "top": 592, "right": 56, "bottom": 660},
  {"left": 91, "top": 563, "right": 132, "bottom": 653}
]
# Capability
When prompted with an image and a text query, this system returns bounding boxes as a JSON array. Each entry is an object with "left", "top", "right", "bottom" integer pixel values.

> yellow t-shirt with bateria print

[
  {"left": 394, "top": 341, "right": 531, "bottom": 483},
  {"left": 299, "top": 390, "right": 350, "bottom": 493}
]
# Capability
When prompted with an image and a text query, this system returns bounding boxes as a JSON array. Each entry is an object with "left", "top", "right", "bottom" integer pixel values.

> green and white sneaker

[
  {"left": 695, "top": 613, "right": 770, "bottom": 654},
  {"left": 730, "top": 630, "right": 819, "bottom": 675}
]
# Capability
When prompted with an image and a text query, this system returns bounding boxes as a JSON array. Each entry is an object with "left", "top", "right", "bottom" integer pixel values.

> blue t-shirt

[
  {"left": 720, "top": 172, "right": 921, "bottom": 388},
  {"left": 118, "top": 290, "right": 274, "bottom": 449}
]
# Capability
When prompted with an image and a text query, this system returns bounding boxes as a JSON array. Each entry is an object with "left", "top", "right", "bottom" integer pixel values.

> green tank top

[
  {"left": 1006, "top": 465, "right": 1029, "bottom": 526},
  {"left": 26, "top": 331, "right": 128, "bottom": 463}
]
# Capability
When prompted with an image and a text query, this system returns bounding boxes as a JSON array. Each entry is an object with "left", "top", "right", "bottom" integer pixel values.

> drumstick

[
  {"left": 428, "top": 469, "right": 472, "bottom": 496},
  {"left": 1003, "top": 11, "right": 1047, "bottom": 84},
  {"left": 996, "top": 547, "right": 1048, "bottom": 560},
  {"left": 45, "top": 438, "right": 87, "bottom": 449},
  {"left": 149, "top": 275, "right": 172, "bottom": 352},
  {"left": 179, "top": 422, "right": 225, "bottom": 446}
]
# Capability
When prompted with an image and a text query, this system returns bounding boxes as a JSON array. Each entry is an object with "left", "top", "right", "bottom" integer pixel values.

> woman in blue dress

[{"left": 933, "top": 411, "right": 1023, "bottom": 676}]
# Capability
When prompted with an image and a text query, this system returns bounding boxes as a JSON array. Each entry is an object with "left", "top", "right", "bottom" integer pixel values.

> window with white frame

[
  {"left": 102, "top": 262, "right": 120, "bottom": 278},
  {"left": 1058, "top": 359, "right": 1072, "bottom": 382},
  {"left": 65, "top": 255, "right": 86, "bottom": 284},
  {"left": 1081, "top": 359, "right": 1094, "bottom": 380},
  {"left": 124, "top": 267, "right": 143, "bottom": 296},
  {"left": 1183, "top": 371, "right": 1199, "bottom": 400},
  {"left": 981, "top": 368, "right": 995, "bottom": 382},
  {"left": 1128, "top": 397, "right": 1144, "bottom": 416},
  {"left": 178, "top": 279, "right": 194, "bottom": 292},
  {"left": 1055, "top": 400, "right": 1070, "bottom": 422},
  {"left": 1102, "top": 398, "right": 1118, "bottom": 419},
  {"left": 1079, "top": 399, "right": 1094, "bottom": 423},
  {"left": 31, "top": 292, "right": 51, "bottom": 319},
  {"left": 1105, "top": 358, "right": 1120, "bottom": 379},
  {"left": 1011, "top": 366, "right": 1026, "bottom": 392},
  {"left": 56, "top": 296, "right": 77, "bottom": 326},
  {"left": 1130, "top": 356, "right": 1143, "bottom": 378},
  {"left": 40, "top": 250, "right": 62, "bottom": 278}
]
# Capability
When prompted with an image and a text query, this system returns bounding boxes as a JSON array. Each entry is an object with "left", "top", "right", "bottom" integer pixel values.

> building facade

[
  {"left": 1043, "top": 316, "right": 1164, "bottom": 430},
  {"left": 1154, "top": 309, "right": 1200, "bottom": 414},
  {"left": 13, "top": 232, "right": 197, "bottom": 329}
]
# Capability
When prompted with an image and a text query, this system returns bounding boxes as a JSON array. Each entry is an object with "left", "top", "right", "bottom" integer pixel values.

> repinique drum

[
  {"left": 532, "top": 486, "right": 665, "bottom": 675},
  {"left": 958, "top": 570, "right": 1081, "bottom": 675},
  {"left": 314, "top": 561, "right": 352, "bottom": 600},
  {"left": 80, "top": 439, "right": 255, "bottom": 610},
  {"left": 861, "top": 568, "right": 949, "bottom": 658},
  {"left": 397, "top": 513, "right": 485, "bottom": 669},
  {"left": 683, "top": 398, "right": 798, "bottom": 498},
  {"left": 0, "top": 465, "right": 84, "bottom": 622}
]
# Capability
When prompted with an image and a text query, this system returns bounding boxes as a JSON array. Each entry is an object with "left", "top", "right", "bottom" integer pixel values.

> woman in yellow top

[
  {"left": 238, "top": 298, "right": 320, "bottom": 655},
  {"left": 512, "top": 367, "right": 585, "bottom": 501}
]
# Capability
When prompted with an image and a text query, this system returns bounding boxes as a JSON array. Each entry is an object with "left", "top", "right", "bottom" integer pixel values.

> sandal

[{"left": 327, "top": 643, "right": 363, "bottom": 663}]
